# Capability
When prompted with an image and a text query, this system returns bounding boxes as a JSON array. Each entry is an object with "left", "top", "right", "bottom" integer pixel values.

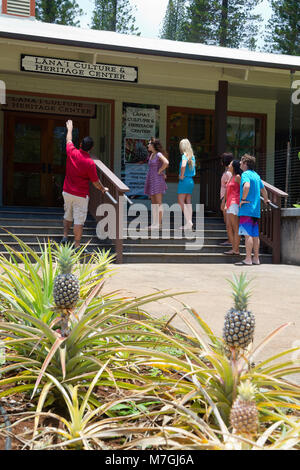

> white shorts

[
  {"left": 226, "top": 203, "right": 239, "bottom": 216},
  {"left": 63, "top": 191, "right": 89, "bottom": 226}
]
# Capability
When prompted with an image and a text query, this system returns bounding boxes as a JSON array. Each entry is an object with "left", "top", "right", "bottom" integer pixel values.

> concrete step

[
  {"left": 0, "top": 241, "right": 114, "bottom": 254},
  {"left": 0, "top": 226, "right": 96, "bottom": 236},
  {"left": 122, "top": 244, "right": 246, "bottom": 254},
  {"left": 122, "top": 252, "right": 273, "bottom": 264},
  {"left": 122, "top": 235, "right": 239, "bottom": 245},
  {"left": 0, "top": 234, "right": 105, "bottom": 244},
  {"left": 0, "top": 218, "right": 96, "bottom": 227}
]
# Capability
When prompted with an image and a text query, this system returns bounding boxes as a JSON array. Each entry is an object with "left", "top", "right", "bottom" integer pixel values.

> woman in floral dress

[{"left": 144, "top": 138, "right": 169, "bottom": 228}]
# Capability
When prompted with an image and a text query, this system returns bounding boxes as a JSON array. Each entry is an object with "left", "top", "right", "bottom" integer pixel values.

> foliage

[
  {"left": 35, "top": 0, "right": 83, "bottom": 26},
  {"left": 0, "top": 241, "right": 299, "bottom": 450},
  {"left": 182, "top": 0, "right": 262, "bottom": 50},
  {"left": 265, "top": 0, "right": 300, "bottom": 55},
  {"left": 0, "top": 237, "right": 190, "bottom": 411},
  {"left": 91, "top": 0, "right": 140, "bottom": 35},
  {"left": 160, "top": 0, "right": 187, "bottom": 41},
  {"left": 0, "top": 236, "right": 114, "bottom": 325}
]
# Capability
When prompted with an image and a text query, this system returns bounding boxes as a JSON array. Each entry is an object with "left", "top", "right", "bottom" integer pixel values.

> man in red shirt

[{"left": 61, "top": 120, "right": 108, "bottom": 249}]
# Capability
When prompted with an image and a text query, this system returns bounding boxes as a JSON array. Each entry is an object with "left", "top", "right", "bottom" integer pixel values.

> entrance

[{"left": 4, "top": 113, "right": 89, "bottom": 206}]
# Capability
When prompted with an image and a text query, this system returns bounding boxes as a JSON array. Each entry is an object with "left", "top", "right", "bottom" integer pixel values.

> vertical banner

[{"left": 123, "top": 103, "right": 160, "bottom": 197}]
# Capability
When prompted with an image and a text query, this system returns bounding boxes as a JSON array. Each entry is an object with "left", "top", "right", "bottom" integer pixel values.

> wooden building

[{"left": 0, "top": 0, "right": 300, "bottom": 212}]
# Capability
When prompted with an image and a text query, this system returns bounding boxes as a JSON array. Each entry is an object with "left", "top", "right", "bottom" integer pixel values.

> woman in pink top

[
  {"left": 224, "top": 160, "right": 242, "bottom": 255},
  {"left": 219, "top": 153, "right": 233, "bottom": 246}
]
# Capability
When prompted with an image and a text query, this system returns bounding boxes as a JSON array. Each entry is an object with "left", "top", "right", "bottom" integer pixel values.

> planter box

[{"left": 281, "top": 208, "right": 300, "bottom": 265}]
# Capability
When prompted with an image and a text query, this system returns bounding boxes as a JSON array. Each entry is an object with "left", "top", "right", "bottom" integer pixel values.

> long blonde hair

[{"left": 179, "top": 139, "right": 194, "bottom": 169}]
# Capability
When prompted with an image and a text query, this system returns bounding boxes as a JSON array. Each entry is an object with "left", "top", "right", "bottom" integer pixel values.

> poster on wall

[{"left": 123, "top": 103, "right": 160, "bottom": 197}]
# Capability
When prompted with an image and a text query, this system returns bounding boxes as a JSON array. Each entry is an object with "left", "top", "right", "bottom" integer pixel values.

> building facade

[{"left": 0, "top": 0, "right": 299, "bottom": 210}]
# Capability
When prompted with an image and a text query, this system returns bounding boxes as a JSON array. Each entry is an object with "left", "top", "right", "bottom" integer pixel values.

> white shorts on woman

[{"left": 226, "top": 203, "right": 239, "bottom": 216}]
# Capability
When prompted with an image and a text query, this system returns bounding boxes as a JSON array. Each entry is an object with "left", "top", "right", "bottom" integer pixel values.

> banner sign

[
  {"left": 2, "top": 95, "right": 97, "bottom": 118},
  {"left": 123, "top": 105, "right": 159, "bottom": 196},
  {"left": 21, "top": 55, "right": 138, "bottom": 83},
  {"left": 124, "top": 163, "right": 149, "bottom": 196},
  {"left": 125, "top": 107, "right": 156, "bottom": 139}
]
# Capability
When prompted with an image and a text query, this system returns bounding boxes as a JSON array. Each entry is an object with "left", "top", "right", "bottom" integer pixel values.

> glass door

[
  {"left": 4, "top": 114, "right": 89, "bottom": 207},
  {"left": 166, "top": 107, "right": 214, "bottom": 178},
  {"left": 46, "top": 118, "right": 88, "bottom": 207},
  {"left": 5, "top": 115, "right": 48, "bottom": 206}
]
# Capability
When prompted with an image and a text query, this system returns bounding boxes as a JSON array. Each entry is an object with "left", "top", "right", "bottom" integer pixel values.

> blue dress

[{"left": 177, "top": 155, "right": 196, "bottom": 194}]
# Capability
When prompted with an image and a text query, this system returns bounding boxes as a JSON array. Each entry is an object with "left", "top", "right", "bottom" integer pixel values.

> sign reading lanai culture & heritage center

[{"left": 21, "top": 55, "right": 138, "bottom": 83}]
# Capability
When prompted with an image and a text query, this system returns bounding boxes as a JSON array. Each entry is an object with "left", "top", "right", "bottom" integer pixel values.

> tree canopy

[
  {"left": 160, "top": 0, "right": 262, "bottom": 50},
  {"left": 266, "top": 0, "right": 300, "bottom": 55},
  {"left": 35, "top": 0, "right": 83, "bottom": 26},
  {"left": 91, "top": 0, "right": 140, "bottom": 35},
  {"left": 160, "top": 0, "right": 187, "bottom": 41}
]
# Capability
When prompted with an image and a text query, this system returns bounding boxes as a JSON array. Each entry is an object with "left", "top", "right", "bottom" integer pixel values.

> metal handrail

[
  {"left": 124, "top": 194, "right": 133, "bottom": 205},
  {"left": 104, "top": 191, "right": 117, "bottom": 205},
  {"left": 260, "top": 196, "right": 278, "bottom": 210}
]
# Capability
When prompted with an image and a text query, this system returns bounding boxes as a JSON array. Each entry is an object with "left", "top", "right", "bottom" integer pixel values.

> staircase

[
  {"left": 0, "top": 207, "right": 106, "bottom": 254},
  {"left": 0, "top": 207, "right": 272, "bottom": 264}
]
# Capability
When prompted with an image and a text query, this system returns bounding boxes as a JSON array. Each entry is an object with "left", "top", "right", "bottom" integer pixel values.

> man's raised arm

[{"left": 66, "top": 120, "right": 73, "bottom": 143}]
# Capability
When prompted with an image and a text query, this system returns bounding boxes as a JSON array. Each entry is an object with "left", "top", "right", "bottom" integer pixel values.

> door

[
  {"left": 48, "top": 118, "right": 89, "bottom": 207},
  {"left": 4, "top": 113, "right": 89, "bottom": 207}
]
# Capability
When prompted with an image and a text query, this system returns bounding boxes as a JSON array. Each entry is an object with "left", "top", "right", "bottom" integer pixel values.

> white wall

[{"left": 0, "top": 72, "right": 277, "bottom": 207}]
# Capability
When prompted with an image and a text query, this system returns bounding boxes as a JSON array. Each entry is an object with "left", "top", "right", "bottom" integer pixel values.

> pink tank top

[
  {"left": 220, "top": 170, "right": 231, "bottom": 199},
  {"left": 227, "top": 176, "right": 240, "bottom": 207}
]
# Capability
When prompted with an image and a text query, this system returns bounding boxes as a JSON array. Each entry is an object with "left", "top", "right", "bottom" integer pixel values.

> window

[
  {"left": 226, "top": 114, "right": 266, "bottom": 177},
  {"left": 167, "top": 107, "right": 214, "bottom": 177},
  {"left": 167, "top": 107, "right": 266, "bottom": 178},
  {"left": 2, "top": 0, "right": 35, "bottom": 17}
]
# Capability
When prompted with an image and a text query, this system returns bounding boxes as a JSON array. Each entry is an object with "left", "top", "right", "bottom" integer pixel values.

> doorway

[{"left": 3, "top": 113, "right": 89, "bottom": 207}]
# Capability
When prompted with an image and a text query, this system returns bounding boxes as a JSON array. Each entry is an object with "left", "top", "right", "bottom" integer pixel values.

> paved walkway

[{"left": 103, "top": 263, "right": 300, "bottom": 368}]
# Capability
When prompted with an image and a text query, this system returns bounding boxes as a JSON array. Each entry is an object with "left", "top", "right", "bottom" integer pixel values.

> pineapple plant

[
  {"left": 230, "top": 380, "right": 259, "bottom": 436},
  {"left": 223, "top": 273, "right": 255, "bottom": 350},
  {"left": 53, "top": 244, "right": 80, "bottom": 309}
]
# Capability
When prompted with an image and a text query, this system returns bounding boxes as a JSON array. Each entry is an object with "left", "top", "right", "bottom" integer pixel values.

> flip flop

[
  {"left": 234, "top": 260, "right": 253, "bottom": 266},
  {"left": 224, "top": 251, "right": 241, "bottom": 255},
  {"left": 252, "top": 261, "right": 261, "bottom": 265}
]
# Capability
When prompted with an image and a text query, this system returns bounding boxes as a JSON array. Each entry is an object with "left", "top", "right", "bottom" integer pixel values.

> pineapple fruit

[
  {"left": 230, "top": 381, "right": 259, "bottom": 436},
  {"left": 223, "top": 273, "right": 255, "bottom": 350},
  {"left": 53, "top": 244, "right": 80, "bottom": 309}
]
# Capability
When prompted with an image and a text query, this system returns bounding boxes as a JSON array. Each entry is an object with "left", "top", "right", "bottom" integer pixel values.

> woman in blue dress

[{"left": 177, "top": 139, "right": 196, "bottom": 229}]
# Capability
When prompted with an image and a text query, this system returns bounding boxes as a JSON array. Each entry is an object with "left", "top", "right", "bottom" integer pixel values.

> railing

[
  {"left": 199, "top": 157, "right": 289, "bottom": 263},
  {"left": 88, "top": 159, "right": 129, "bottom": 264},
  {"left": 260, "top": 181, "right": 288, "bottom": 264},
  {"left": 199, "top": 156, "right": 222, "bottom": 215}
]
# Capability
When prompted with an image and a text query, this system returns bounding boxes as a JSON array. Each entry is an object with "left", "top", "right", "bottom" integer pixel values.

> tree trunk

[{"left": 220, "top": 0, "right": 228, "bottom": 46}]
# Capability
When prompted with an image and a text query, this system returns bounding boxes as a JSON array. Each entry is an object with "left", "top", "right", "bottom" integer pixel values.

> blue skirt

[{"left": 177, "top": 177, "right": 194, "bottom": 194}]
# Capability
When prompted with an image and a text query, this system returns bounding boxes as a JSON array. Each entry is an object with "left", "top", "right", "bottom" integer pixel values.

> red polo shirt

[{"left": 63, "top": 141, "right": 99, "bottom": 198}]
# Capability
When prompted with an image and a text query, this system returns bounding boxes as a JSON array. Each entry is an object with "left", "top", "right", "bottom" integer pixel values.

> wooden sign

[
  {"left": 2, "top": 95, "right": 97, "bottom": 118},
  {"left": 21, "top": 54, "right": 138, "bottom": 83}
]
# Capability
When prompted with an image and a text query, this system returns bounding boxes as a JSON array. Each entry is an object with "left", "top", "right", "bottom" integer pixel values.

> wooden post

[
  {"left": 215, "top": 80, "right": 228, "bottom": 157},
  {"left": 213, "top": 80, "right": 228, "bottom": 214},
  {"left": 115, "top": 194, "right": 124, "bottom": 264},
  {"left": 272, "top": 194, "right": 281, "bottom": 264}
]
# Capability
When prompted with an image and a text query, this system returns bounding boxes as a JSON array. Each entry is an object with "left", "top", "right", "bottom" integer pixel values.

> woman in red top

[{"left": 224, "top": 160, "right": 242, "bottom": 255}]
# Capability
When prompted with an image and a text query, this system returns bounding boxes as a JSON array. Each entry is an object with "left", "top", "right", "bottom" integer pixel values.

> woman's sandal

[{"left": 234, "top": 260, "right": 253, "bottom": 266}]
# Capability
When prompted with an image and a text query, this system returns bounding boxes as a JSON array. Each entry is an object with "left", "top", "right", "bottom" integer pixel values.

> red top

[
  {"left": 63, "top": 141, "right": 99, "bottom": 198},
  {"left": 226, "top": 176, "right": 240, "bottom": 208}
]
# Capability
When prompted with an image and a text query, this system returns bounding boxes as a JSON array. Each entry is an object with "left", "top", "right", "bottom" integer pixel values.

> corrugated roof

[{"left": 1, "top": 15, "right": 300, "bottom": 71}]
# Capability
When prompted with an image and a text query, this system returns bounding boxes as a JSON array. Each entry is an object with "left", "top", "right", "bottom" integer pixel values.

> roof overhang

[{"left": 1, "top": 16, "right": 300, "bottom": 72}]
